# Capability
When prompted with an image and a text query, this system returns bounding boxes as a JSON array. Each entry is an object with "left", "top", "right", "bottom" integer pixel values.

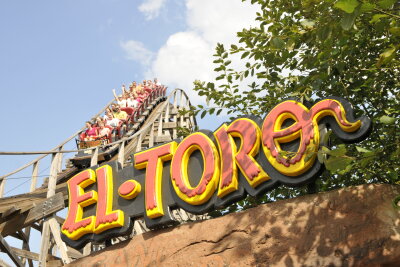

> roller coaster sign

[{"left": 61, "top": 97, "right": 371, "bottom": 248}]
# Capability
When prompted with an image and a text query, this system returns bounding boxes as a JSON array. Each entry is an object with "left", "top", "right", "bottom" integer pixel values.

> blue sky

[{"left": 0, "top": 0, "right": 259, "bottom": 264}]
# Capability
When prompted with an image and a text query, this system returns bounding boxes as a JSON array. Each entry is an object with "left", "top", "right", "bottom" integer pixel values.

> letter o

[{"left": 171, "top": 132, "right": 220, "bottom": 205}]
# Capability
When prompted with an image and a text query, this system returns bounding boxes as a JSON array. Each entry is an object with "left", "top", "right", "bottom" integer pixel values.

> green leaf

[
  {"left": 356, "top": 146, "right": 372, "bottom": 153},
  {"left": 377, "top": 0, "right": 396, "bottom": 9},
  {"left": 388, "top": 169, "right": 398, "bottom": 181},
  {"left": 389, "top": 27, "right": 400, "bottom": 36},
  {"left": 380, "top": 47, "right": 396, "bottom": 58},
  {"left": 340, "top": 11, "right": 357, "bottom": 30},
  {"left": 216, "top": 74, "right": 225, "bottom": 81},
  {"left": 329, "top": 144, "right": 347, "bottom": 156},
  {"left": 224, "top": 60, "right": 232, "bottom": 66},
  {"left": 359, "top": 156, "right": 374, "bottom": 168},
  {"left": 334, "top": 0, "right": 360, "bottom": 13},
  {"left": 304, "top": 151, "right": 316, "bottom": 163},
  {"left": 360, "top": 2, "right": 376, "bottom": 12},
  {"left": 286, "top": 38, "right": 296, "bottom": 51},
  {"left": 379, "top": 115, "right": 397, "bottom": 124},
  {"left": 216, "top": 109, "right": 223, "bottom": 116},
  {"left": 200, "top": 110, "right": 207, "bottom": 119},
  {"left": 370, "top": 14, "right": 388, "bottom": 23},
  {"left": 241, "top": 51, "right": 250, "bottom": 59},
  {"left": 317, "top": 26, "right": 331, "bottom": 40},
  {"left": 317, "top": 150, "right": 325, "bottom": 163},
  {"left": 338, "top": 164, "right": 353, "bottom": 175},
  {"left": 300, "top": 19, "right": 315, "bottom": 29},
  {"left": 325, "top": 156, "right": 353, "bottom": 172},
  {"left": 321, "top": 146, "right": 331, "bottom": 154},
  {"left": 271, "top": 37, "right": 285, "bottom": 49}
]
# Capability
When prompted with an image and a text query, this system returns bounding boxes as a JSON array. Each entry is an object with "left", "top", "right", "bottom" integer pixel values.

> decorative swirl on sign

[{"left": 262, "top": 99, "right": 361, "bottom": 176}]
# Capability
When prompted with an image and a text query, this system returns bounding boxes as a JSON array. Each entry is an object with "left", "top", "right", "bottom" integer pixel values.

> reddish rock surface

[{"left": 68, "top": 184, "right": 400, "bottom": 267}]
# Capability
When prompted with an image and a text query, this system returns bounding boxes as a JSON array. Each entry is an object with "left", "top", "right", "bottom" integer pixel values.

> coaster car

[{"left": 70, "top": 85, "right": 167, "bottom": 169}]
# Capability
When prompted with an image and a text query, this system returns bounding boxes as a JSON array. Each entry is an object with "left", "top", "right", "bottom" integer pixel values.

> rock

[{"left": 67, "top": 184, "right": 400, "bottom": 267}]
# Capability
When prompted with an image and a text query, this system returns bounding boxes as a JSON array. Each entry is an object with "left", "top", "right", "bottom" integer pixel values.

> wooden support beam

[
  {"left": 154, "top": 135, "right": 172, "bottom": 143},
  {"left": 136, "top": 133, "right": 143, "bottom": 152},
  {"left": 173, "top": 91, "right": 178, "bottom": 109},
  {"left": 0, "top": 257, "right": 13, "bottom": 267},
  {"left": 0, "top": 233, "right": 24, "bottom": 267},
  {"left": 23, "top": 161, "right": 40, "bottom": 267},
  {"left": 82, "top": 243, "right": 91, "bottom": 257},
  {"left": 149, "top": 123, "right": 155, "bottom": 148},
  {"left": 31, "top": 223, "right": 41, "bottom": 232},
  {"left": 0, "top": 177, "right": 6, "bottom": 198},
  {"left": 11, "top": 246, "right": 40, "bottom": 261},
  {"left": 157, "top": 112, "right": 163, "bottom": 137},
  {"left": 162, "top": 121, "right": 177, "bottom": 129},
  {"left": 66, "top": 246, "right": 83, "bottom": 259},
  {"left": 173, "top": 113, "right": 178, "bottom": 139},
  {"left": 179, "top": 90, "right": 185, "bottom": 110},
  {"left": 30, "top": 161, "right": 39, "bottom": 192},
  {"left": 90, "top": 147, "right": 99, "bottom": 167},
  {"left": 54, "top": 215, "right": 65, "bottom": 226},
  {"left": 39, "top": 220, "right": 52, "bottom": 265},
  {"left": 56, "top": 146, "right": 63, "bottom": 173},
  {"left": 1, "top": 206, "right": 19, "bottom": 222},
  {"left": 117, "top": 142, "right": 125, "bottom": 167},
  {"left": 15, "top": 229, "right": 34, "bottom": 267},
  {"left": 0, "top": 192, "right": 64, "bottom": 237},
  {"left": 39, "top": 153, "right": 59, "bottom": 267},
  {"left": 46, "top": 259, "right": 63, "bottom": 267},
  {"left": 164, "top": 103, "right": 170, "bottom": 123},
  {"left": 39, "top": 152, "right": 71, "bottom": 266},
  {"left": 48, "top": 217, "right": 71, "bottom": 264}
]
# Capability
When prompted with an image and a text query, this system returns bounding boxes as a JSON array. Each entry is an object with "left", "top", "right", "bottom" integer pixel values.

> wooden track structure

[{"left": 0, "top": 89, "right": 198, "bottom": 267}]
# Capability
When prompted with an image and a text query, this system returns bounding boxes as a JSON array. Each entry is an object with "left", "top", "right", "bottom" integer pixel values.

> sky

[{"left": 0, "top": 0, "right": 260, "bottom": 264}]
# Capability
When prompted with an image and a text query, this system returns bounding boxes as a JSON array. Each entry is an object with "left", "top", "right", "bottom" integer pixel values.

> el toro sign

[{"left": 61, "top": 97, "right": 371, "bottom": 248}]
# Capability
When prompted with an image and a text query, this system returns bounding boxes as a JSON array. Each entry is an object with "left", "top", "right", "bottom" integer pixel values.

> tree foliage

[{"left": 190, "top": 0, "right": 399, "bottom": 206}]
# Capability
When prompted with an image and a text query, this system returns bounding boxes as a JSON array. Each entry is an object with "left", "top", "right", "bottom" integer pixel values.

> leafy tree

[{"left": 189, "top": 0, "right": 399, "bottom": 208}]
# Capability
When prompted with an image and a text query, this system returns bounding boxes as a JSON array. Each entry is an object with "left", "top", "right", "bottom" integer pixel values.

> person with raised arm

[
  {"left": 128, "top": 82, "right": 135, "bottom": 94},
  {"left": 113, "top": 89, "right": 127, "bottom": 108},
  {"left": 83, "top": 121, "right": 98, "bottom": 141},
  {"left": 121, "top": 84, "right": 128, "bottom": 95}
]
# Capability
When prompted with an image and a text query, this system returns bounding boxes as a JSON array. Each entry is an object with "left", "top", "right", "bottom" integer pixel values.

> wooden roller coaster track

[{"left": 0, "top": 88, "right": 197, "bottom": 267}]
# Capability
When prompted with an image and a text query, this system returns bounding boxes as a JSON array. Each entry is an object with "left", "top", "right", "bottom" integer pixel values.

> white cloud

[
  {"left": 126, "top": 0, "right": 260, "bottom": 107},
  {"left": 185, "top": 0, "right": 259, "bottom": 44},
  {"left": 138, "top": 0, "right": 167, "bottom": 20},
  {"left": 120, "top": 40, "right": 154, "bottom": 66},
  {"left": 147, "top": 31, "right": 214, "bottom": 100},
  {"left": 147, "top": 0, "right": 259, "bottom": 104}
]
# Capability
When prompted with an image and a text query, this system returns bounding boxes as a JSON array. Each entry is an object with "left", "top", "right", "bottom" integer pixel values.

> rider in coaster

[
  {"left": 127, "top": 92, "right": 139, "bottom": 108},
  {"left": 154, "top": 77, "right": 161, "bottom": 86},
  {"left": 84, "top": 121, "right": 98, "bottom": 141},
  {"left": 112, "top": 104, "right": 128, "bottom": 121},
  {"left": 112, "top": 104, "right": 128, "bottom": 137},
  {"left": 97, "top": 121, "right": 111, "bottom": 142}
]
